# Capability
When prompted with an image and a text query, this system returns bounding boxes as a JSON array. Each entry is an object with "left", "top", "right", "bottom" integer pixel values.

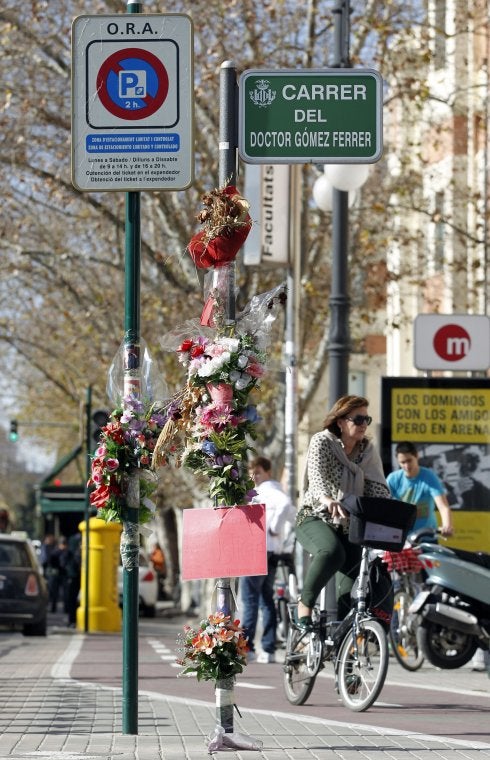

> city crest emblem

[{"left": 249, "top": 79, "right": 276, "bottom": 108}]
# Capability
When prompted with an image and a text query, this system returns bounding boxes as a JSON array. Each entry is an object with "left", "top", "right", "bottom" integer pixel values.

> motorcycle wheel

[
  {"left": 417, "top": 622, "right": 478, "bottom": 669},
  {"left": 337, "top": 619, "right": 389, "bottom": 712},
  {"left": 389, "top": 590, "right": 424, "bottom": 671},
  {"left": 282, "top": 625, "right": 321, "bottom": 705}
]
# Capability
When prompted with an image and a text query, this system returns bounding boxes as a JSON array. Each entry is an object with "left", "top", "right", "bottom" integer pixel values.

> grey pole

[
  {"left": 214, "top": 60, "right": 239, "bottom": 735},
  {"left": 219, "top": 60, "right": 238, "bottom": 324}
]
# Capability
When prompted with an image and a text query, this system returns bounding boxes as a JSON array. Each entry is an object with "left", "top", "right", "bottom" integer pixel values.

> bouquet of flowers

[
  {"left": 153, "top": 287, "right": 286, "bottom": 506},
  {"left": 176, "top": 612, "right": 249, "bottom": 682},
  {"left": 187, "top": 185, "right": 251, "bottom": 269},
  {"left": 88, "top": 394, "right": 167, "bottom": 524}
]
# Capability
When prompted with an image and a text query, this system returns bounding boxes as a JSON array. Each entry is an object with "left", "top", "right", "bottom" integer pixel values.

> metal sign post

[
  {"left": 215, "top": 60, "right": 239, "bottom": 735},
  {"left": 71, "top": 1, "right": 195, "bottom": 737}
]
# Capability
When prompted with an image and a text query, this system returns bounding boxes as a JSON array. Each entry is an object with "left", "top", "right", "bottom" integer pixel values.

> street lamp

[{"left": 315, "top": 0, "right": 371, "bottom": 407}]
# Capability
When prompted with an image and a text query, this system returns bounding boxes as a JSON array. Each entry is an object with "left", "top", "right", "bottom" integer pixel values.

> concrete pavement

[{"left": 0, "top": 616, "right": 490, "bottom": 759}]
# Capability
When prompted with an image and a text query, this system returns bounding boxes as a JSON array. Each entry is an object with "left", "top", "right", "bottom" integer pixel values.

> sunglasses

[{"left": 345, "top": 415, "right": 372, "bottom": 426}]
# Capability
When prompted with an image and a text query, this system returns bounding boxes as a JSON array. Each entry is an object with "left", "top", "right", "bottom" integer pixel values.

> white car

[{"left": 118, "top": 549, "right": 158, "bottom": 618}]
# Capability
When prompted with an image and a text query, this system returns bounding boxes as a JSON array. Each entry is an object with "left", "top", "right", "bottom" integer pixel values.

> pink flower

[
  {"left": 246, "top": 361, "right": 264, "bottom": 378},
  {"left": 199, "top": 404, "right": 235, "bottom": 431},
  {"left": 105, "top": 458, "right": 119, "bottom": 472},
  {"left": 206, "top": 382, "right": 234, "bottom": 404},
  {"left": 91, "top": 466, "right": 105, "bottom": 485}
]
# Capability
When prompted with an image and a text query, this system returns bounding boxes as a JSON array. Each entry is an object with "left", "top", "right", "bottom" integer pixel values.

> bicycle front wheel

[
  {"left": 282, "top": 625, "right": 320, "bottom": 705},
  {"left": 390, "top": 589, "right": 424, "bottom": 671},
  {"left": 337, "top": 618, "right": 389, "bottom": 712}
]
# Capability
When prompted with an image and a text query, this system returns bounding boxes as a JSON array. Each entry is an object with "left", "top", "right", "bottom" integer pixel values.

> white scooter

[{"left": 409, "top": 527, "right": 490, "bottom": 670}]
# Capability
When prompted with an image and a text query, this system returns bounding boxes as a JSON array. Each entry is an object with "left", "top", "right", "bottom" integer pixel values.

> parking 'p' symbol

[{"left": 119, "top": 70, "right": 147, "bottom": 98}]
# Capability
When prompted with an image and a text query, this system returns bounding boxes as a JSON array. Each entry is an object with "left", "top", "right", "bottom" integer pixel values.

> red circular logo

[
  {"left": 96, "top": 48, "right": 169, "bottom": 121},
  {"left": 433, "top": 324, "right": 471, "bottom": 361}
]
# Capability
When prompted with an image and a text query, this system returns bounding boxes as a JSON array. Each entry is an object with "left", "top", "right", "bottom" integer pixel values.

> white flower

[
  {"left": 197, "top": 351, "right": 231, "bottom": 378},
  {"left": 235, "top": 374, "right": 252, "bottom": 390},
  {"left": 237, "top": 354, "right": 249, "bottom": 369},
  {"left": 217, "top": 337, "right": 239, "bottom": 352}
]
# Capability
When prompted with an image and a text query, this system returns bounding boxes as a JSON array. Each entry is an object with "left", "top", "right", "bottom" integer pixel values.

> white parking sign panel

[{"left": 72, "top": 14, "right": 194, "bottom": 192}]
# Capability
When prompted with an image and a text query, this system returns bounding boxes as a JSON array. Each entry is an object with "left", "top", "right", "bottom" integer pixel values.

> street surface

[{"left": 65, "top": 607, "right": 490, "bottom": 747}]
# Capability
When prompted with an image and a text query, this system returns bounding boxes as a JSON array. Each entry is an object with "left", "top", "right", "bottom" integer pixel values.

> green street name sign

[{"left": 239, "top": 68, "right": 383, "bottom": 164}]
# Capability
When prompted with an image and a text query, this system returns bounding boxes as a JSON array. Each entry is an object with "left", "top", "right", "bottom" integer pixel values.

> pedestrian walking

[
  {"left": 64, "top": 532, "right": 81, "bottom": 627},
  {"left": 387, "top": 441, "right": 453, "bottom": 535},
  {"left": 45, "top": 536, "right": 68, "bottom": 613},
  {"left": 295, "top": 395, "right": 390, "bottom": 629},
  {"left": 240, "top": 456, "right": 293, "bottom": 663}
]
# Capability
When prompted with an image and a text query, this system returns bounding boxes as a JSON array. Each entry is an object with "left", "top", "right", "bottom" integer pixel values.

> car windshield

[{"left": 0, "top": 542, "right": 31, "bottom": 568}]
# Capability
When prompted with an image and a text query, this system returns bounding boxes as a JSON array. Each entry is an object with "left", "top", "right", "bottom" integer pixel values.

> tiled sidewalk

[{"left": 1, "top": 632, "right": 489, "bottom": 759}]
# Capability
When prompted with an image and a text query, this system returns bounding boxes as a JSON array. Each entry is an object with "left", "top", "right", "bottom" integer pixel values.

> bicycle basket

[
  {"left": 382, "top": 547, "right": 423, "bottom": 573},
  {"left": 342, "top": 495, "right": 417, "bottom": 552}
]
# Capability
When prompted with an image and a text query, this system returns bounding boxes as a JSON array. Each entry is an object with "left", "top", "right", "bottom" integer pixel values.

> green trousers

[{"left": 296, "top": 516, "right": 362, "bottom": 619}]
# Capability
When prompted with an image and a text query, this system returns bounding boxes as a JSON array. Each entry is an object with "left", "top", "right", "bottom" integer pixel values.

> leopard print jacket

[{"left": 296, "top": 432, "right": 390, "bottom": 532}]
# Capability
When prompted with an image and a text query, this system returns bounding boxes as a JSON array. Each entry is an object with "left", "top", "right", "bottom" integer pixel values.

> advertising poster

[{"left": 381, "top": 377, "right": 490, "bottom": 551}]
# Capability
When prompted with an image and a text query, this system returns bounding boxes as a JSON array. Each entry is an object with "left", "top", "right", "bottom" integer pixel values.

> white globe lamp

[
  {"left": 312, "top": 173, "right": 357, "bottom": 211},
  {"left": 323, "top": 163, "right": 370, "bottom": 192}
]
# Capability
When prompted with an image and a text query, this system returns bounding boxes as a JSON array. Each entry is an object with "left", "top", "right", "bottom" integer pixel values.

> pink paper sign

[{"left": 182, "top": 504, "right": 267, "bottom": 580}]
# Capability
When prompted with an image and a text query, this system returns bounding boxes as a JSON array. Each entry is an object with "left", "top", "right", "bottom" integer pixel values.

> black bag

[
  {"left": 342, "top": 495, "right": 417, "bottom": 552},
  {"left": 351, "top": 555, "right": 394, "bottom": 628}
]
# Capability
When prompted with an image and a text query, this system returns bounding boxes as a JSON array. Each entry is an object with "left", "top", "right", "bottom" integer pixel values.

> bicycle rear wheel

[
  {"left": 337, "top": 618, "right": 389, "bottom": 712},
  {"left": 282, "top": 625, "right": 321, "bottom": 705},
  {"left": 390, "top": 589, "right": 424, "bottom": 671}
]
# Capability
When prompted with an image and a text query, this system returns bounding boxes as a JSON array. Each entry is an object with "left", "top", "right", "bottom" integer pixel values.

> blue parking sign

[{"left": 96, "top": 47, "right": 169, "bottom": 121}]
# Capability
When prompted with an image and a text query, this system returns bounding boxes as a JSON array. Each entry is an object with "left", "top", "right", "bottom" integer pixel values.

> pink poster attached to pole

[{"left": 182, "top": 504, "right": 267, "bottom": 580}]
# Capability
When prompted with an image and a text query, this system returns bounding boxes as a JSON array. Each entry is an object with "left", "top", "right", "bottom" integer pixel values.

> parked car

[
  {"left": 118, "top": 548, "right": 158, "bottom": 618},
  {"left": 0, "top": 533, "right": 48, "bottom": 636}
]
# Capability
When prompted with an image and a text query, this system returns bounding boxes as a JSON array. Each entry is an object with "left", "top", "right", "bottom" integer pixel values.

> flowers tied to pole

[
  {"left": 187, "top": 185, "right": 251, "bottom": 269},
  {"left": 153, "top": 287, "right": 286, "bottom": 507},
  {"left": 176, "top": 612, "right": 249, "bottom": 682},
  {"left": 88, "top": 394, "right": 167, "bottom": 524}
]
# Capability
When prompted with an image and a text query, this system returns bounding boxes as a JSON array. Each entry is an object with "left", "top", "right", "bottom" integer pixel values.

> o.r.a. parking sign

[{"left": 71, "top": 14, "right": 194, "bottom": 192}]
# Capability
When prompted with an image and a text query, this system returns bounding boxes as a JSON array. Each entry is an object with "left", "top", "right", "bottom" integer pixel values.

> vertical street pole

[
  {"left": 326, "top": 0, "right": 351, "bottom": 619},
  {"left": 214, "top": 59, "right": 239, "bottom": 735},
  {"left": 83, "top": 385, "right": 92, "bottom": 633},
  {"left": 122, "top": 0, "right": 142, "bottom": 737},
  {"left": 285, "top": 166, "right": 298, "bottom": 509},
  {"left": 328, "top": 0, "right": 351, "bottom": 407}
]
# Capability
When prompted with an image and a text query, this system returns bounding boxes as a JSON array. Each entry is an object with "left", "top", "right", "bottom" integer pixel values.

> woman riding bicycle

[{"left": 296, "top": 395, "right": 390, "bottom": 629}]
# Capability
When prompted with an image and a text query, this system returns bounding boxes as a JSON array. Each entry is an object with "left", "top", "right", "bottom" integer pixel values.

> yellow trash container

[{"left": 77, "top": 517, "right": 122, "bottom": 632}]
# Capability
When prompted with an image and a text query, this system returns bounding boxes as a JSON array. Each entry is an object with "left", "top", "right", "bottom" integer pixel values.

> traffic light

[
  {"left": 9, "top": 419, "right": 18, "bottom": 442},
  {"left": 91, "top": 409, "right": 110, "bottom": 450}
]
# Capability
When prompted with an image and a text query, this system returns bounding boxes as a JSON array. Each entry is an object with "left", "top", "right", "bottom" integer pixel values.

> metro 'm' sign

[{"left": 414, "top": 315, "right": 490, "bottom": 371}]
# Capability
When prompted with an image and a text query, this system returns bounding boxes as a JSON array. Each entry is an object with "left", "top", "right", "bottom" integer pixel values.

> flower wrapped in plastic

[
  {"left": 187, "top": 185, "right": 251, "bottom": 269},
  {"left": 87, "top": 394, "right": 167, "bottom": 524},
  {"left": 176, "top": 612, "right": 249, "bottom": 682},
  {"left": 152, "top": 286, "right": 286, "bottom": 507}
]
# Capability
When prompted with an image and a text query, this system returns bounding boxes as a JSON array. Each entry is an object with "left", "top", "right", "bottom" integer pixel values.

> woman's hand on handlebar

[{"left": 327, "top": 499, "right": 347, "bottom": 520}]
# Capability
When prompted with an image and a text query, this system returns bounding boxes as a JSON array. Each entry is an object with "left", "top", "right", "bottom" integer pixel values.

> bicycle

[
  {"left": 283, "top": 546, "right": 392, "bottom": 712},
  {"left": 382, "top": 546, "right": 425, "bottom": 671}
]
